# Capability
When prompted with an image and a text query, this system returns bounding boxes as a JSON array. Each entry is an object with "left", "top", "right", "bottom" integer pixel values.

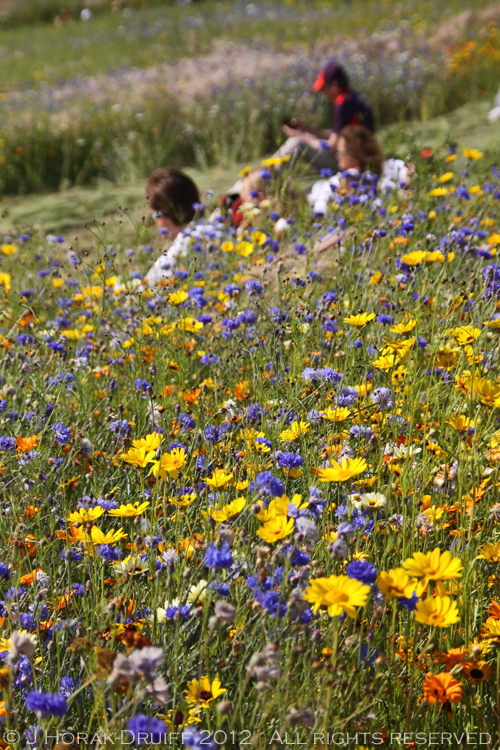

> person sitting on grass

[
  {"left": 143, "top": 167, "right": 202, "bottom": 287},
  {"left": 273, "top": 61, "right": 375, "bottom": 174},
  {"left": 218, "top": 170, "right": 267, "bottom": 228},
  {"left": 308, "top": 125, "right": 411, "bottom": 219}
]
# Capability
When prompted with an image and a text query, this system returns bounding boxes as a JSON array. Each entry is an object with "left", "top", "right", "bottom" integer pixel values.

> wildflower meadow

[
  {"left": 4, "top": 1, "right": 500, "bottom": 749},
  {"left": 0, "top": 140, "right": 498, "bottom": 748},
  {"left": 0, "top": 0, "right": 499, "bottom": 195}
]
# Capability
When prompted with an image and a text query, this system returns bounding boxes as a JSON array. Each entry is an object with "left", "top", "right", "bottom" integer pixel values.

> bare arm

[
  {"left": 282, "top": 126, "right": 338, "bottom": 154},
  {"left": 299, "top": 124, "right": 332, "bottom": 139},
  {"left": 286, "top": 118, "right": 332, "bottom": 139}
]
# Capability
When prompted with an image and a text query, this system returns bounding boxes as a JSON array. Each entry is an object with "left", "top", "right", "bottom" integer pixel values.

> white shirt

[
  {"left": 144, "top": 231, "right": 191, "bottom": 286},
  {"left": 143, "top": 218, "right": 229, "bottom": 287},
  {"left": 308, "top": 160, "right": 410, "bottom": 216}
]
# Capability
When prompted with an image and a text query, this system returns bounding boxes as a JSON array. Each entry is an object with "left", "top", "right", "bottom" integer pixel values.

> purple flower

[
  {"left": 245, "top": 280, "right": 263, "bottom": 296},
  {"left": 318, "top": 367, "right": 343, "bottom": 383},
  {"left": 255, "top": 471, "right": 285, "bottom": 498},
  {"left": 109, "top": 419, "right": 131, "bottom": 436},
  {"left": 346, "top": 560, "right": 377, "bottom": 585},
  {"left": 398, "top": 592, "right": 419, "bottom": 612},
  {"left": 370, "top": 387, "right": 394, "bottom": 410},
  {"left": 183, "top": 728, "right": 216, "bottom": 750},
  {"left": 276, "top": 451, "right": 304, "bottom": 470},
  {"left": 26, "top": 690, "right": 68, "bottom": 717},
  {"left": 128, "top": 715, "right": 168, "bottom": 744},
  {"left": 377, "top": 314, "right": 394, "bottom": 325},
  {"left": 134, "top": 379, "right": 152, "bottom": 397},
  {"left": 52, "top": 422, "right": 71, "bottom": 445},
  {"left": 337, "top": 386, "right": 359, "bottom": 407},
  {"left": 204, "top": 542, "right": 233, "bottom": 570},
  {"left": 0, "top": 436, "right": 16, "bottom": 451}
]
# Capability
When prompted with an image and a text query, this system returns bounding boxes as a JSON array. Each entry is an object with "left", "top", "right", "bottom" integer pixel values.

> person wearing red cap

[{"left": 273, "top": 61, "right": 374, "bottom": 172}]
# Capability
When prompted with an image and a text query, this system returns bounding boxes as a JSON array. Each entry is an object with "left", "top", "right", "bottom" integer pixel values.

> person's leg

[{"left": 273, "top": 136, "right": 338, "bottom": 172}]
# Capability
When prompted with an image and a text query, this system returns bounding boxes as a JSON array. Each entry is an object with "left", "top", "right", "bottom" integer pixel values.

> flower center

[{"left": 326, "top": 591, "right": 349, "bottom": 604}]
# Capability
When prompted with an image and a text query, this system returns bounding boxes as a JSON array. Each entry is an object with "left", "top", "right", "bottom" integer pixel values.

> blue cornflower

[
  {"left": 337, "top": 386, "right": 359, "bottom": 407},
  {"left": 302, "top": 367, "right": 319, "bottom": 383},
  {"left": 255, "top": 471, "right": 285, "bottom": 498},
  {"left": 204, "top": 542, "right": 233, "bottom": 570},
  {"left": 183, "top": 728, "right": 216, "bottom": 750},
  {"left": 109, "top": 419, "right": 131, "bottom": 436},
  {"left": 285, "top": 545, "right": 310, "bottom": 566},
  {"left": 128, "top": 715, "right": 168, "bottom": 744},
  {"left": 0, "top": 436, "right": 16, "bottom": 451},
  {"left": 398, "top": 592, "right": 419, "bottom": 612},
  {"left": 245, "top": 280, "right": 263, "bottom": 296},
  {"left": 260, "top": 590, "right": 287, "bottom": 617},
  {"left": 377, "top": 313, "right": 394, "bottom": 325},
  {"left": 223, "top": 283, "right": 240, "bottom": 296},
  {"left": 52, "top": 422, "right": 71, "bottom": 445},
  {"left": 346, "top": 560, "right": 378, "bottom": 585},
  {"left": 350, "top": 425, "right": 375, "bottom": 441},
  {"left": 370, "top": 387, "right": 394, "bottom": 410},
  {"left": 199, "top": 353, "right": 219, "bottom": 365},
  {"left": 164, "top": 604, "right": 191, "bottom": 620},
  {"left": 26, "top": 691, "right": 68, "bottom": 717},
  {"left": 180, "top": 413, "right": 195, "bottom": 431},
  {"left": 59, "top": 550, "right": 83, "bottom": 563},
  {"left": 318, "top": 367, "right": 343, "bottom": 383},
  {"left": 59, "top": 676, "right": 75, "bottom": 699},
  {"left": 244, "top": 403, "right": 263, "bottom": 424},
  {"left": 97, "top": 545, "right": 122, "bottom": 562},
  {"left": 256, "top": 435, "right": 272, "bottom": 451},
  {"left": 308, "top": 270, "right": 322, "bottom": 282},
  {"left": 134, "top": 379, "right": 152, "bottom": 397},
  {"left": 276, "top": 451, "right": 304, "bottom": 469}
]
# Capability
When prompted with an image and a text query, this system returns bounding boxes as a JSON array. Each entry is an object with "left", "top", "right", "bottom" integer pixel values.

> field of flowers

[
  {"left": 0, "top": 143, "right": 499, "bottom": 747},
  {"left": 0, "top": 0, "right": 499, "bottom": 195}
]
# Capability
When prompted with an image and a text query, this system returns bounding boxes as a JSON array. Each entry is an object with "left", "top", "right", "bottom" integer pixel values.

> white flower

[
  {"left": 187, "top": 580, "right": 208, "bottom": 604},
  {"left": 113, "top": 555, "right": 148, "bottom": 575},
  {"left": 353, "top": 492, "right": 387, "bottom": 511},
  {"left": 9, "top": 631, "right": 36, "bottom": 661}
]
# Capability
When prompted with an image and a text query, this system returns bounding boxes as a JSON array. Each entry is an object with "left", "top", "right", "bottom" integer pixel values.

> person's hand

[{"left": 283, "top": 124, "right": 305, "bottom": 138}]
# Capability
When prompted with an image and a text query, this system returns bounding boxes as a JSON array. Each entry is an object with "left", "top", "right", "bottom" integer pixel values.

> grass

[{"left": 0, "top": 159, "right": 263, "bottom": 235}]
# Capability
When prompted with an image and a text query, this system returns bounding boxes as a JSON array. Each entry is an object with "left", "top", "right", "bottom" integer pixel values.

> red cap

[
  {"left": 312, "top": 70, "right": 326, "bottom": 92},
  {"left": 312, "top": 62, "right": 348, "bottom": 92}
]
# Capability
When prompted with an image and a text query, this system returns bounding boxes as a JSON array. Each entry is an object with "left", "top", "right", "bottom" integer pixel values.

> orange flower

[
  {"left": 180, "top": 388, "right": 202, "bottom": 404},
  {"left": 234, "top": 380, "right": 251, "bottom": 402},
  {"left": 423, "top": 672, "right": 463, "bottom": 706},
  {"left": 19, "top": 569, "right": 43, "bottom": 585},
  {"left": 462, "top": 659, "right": 492, "bottom": 682},
  {"left": 436, "top": 647, "right": 469, "bottom": 671},
  {"left": 16, "top": 435, "right": 40, "bottom": 453},
  {"left": 10, "top": 534, "right": 37, "bottom": 558},
  {"left": 485, "top": 600, "right": 500, "bottom": 619}
]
